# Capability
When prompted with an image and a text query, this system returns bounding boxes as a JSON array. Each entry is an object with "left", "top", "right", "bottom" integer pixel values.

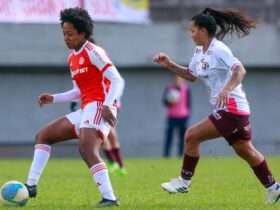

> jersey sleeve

[
  {"left": 87, "top": 46, "right": 113, "bottom": 73},
  {"left": 188, "top": 48, "right": 199, "bottom": 77},
  {"left": 216, "top": 48, "right": 241, "bottom": 71},
  {"left": 103, "top": 66, "right": 124, "bottom": 106},
  {"left": 52, "top": 80, "right": 81, "bottom": 103}
]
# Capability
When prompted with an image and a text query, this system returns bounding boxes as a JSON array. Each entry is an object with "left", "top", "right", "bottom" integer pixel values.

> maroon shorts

[{"left": 209, "top": 110, "right": 252, "bottom": 145}]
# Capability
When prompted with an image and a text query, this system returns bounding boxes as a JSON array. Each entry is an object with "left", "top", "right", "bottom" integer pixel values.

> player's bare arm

[
  {"left": 216, "top": 64, "right": 246, "bottom": 108},
  {"left": 153, "top": 52, "right": 197, "bottom": 82}
]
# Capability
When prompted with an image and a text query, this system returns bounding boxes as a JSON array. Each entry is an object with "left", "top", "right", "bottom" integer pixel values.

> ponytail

[{"left": 192, "top": 8, "right": 256, "bottom": 40}]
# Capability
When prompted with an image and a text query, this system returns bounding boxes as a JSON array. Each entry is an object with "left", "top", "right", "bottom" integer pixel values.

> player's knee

[
  {"left": 78, "top": 139, "right": 88, "bottom": 155},
  {"left": 234, "top": 142, "right": 253, "bottom": 158},
  {"left": 185, "top": 127, "right": 199, "bottom": 146},
  {"left": 35, "top": 130, "right": 49, "bottom": 145},
  {"left": 78, "top": 139, "right": 97, "bottom": 155}
]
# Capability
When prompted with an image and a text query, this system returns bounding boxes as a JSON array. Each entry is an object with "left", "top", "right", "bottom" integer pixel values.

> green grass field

[{"left": 0, "top": 157, "right": 279, "bottom": 210}]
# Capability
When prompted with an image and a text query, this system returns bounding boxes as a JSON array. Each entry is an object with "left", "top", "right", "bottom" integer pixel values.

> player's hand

[
  {"left": 153, "top": 52, "right": 172, "bottom": 68},
  {"left": 38, "top": 94, "right": 54, "bottom": 107},
  {"left": 216, "top": 89, "right": 230, "bottom": 109},
  {"left": 102, "top": 105, "right": 116, "bottom": 127}
]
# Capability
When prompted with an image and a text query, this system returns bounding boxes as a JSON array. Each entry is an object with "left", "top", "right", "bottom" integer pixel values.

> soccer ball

[
  {"left": 0, "top": 181, "right": 29, "bottom": 207},
  {"left": 165, "top": 88, "right": 180, "bottom": 104}
]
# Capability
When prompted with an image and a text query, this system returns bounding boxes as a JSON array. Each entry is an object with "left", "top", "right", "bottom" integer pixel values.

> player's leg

[
  {"left": 163, "top": 118, "right": 175, "bottom": 157},
  {"left": 232, "top": 140, "right": 280, "bottom": 203},
  {"left": 161, "top": 117, "right": 221, "bottom": 193},
  {"left": 26, "top": 115, "right": 79, "bottom": 197},
  {"left": 108, "top": 127, "right": 126, "bottom": 175},
  {"left": 102, "top": 136, "right": 118, "bottom": 170},
  {"left": 79, "top": 102, "right": 118, "bottom": 207},
  {"left": 177, "top": 117, "right": 188, "bottom": 157}
]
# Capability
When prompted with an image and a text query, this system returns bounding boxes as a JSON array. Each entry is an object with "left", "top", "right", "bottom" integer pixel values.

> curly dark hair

[{"left": 60, "top": 7, "right": 94, "bottom": 40}]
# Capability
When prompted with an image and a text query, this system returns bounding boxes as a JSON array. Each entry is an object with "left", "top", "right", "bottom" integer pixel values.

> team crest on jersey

[
  {"left": 200, "top": 58, "right": 210, "bottom": 70},
  {"left": 79, "top": 57, "right": 85, "bottom": 65}
]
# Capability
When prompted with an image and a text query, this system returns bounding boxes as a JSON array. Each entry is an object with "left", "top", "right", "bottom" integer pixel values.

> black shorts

[{"left": 209, "top": 110, "right": 252, "bottom": 145}]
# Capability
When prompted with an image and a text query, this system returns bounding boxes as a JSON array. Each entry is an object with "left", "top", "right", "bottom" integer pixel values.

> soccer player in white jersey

[
  {"left": 25, "top": 8, "right": 124, "bottom": 207},
  {"left": 153, "top": 7, "right": 280, "bottom": 204}
]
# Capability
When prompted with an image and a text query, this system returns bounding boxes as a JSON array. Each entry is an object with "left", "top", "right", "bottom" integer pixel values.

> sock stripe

[
  {"left": 35, "top": 144, "right": 51, "bottom": 153},
  {"left": 92, "top": 167, "right": 107, "bottom": 175},
  {"left": 90, "top": 162, "right": 107, "bottom": 175}
]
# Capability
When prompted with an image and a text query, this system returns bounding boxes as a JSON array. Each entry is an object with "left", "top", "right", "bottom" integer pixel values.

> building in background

[{"left": 0, "top": 0, "right": 279, "bottom": 157}]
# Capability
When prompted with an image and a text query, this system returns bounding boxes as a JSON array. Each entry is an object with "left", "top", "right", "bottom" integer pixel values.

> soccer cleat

[
  {"left": 25, "top": 184, "right": 37, "bottom": 198},
  {"left": 96, "top": 198, "right": 120, "bottom": 208},
  {"left": 161, "top": 177, "right": 191, "bottom": 193},
  {"left": 116, "top": 167, "right": 128, "bottom": 176},
  {"left": 267, "top": 183, "right": 280, "bottom": 204},
  {"left": 108, "top": 162, "right": 119, "bottom": 173}
]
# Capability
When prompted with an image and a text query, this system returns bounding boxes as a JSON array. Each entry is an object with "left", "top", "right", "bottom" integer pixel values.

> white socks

[
  {"left": 27, "top": 145, "right": 116, "bottom": 201},
  {"left": 27, "top": 144, "right": 51, "bottom": 186},
  {"left": 90, "top": 162, "right": 116, "bottom": 201}
]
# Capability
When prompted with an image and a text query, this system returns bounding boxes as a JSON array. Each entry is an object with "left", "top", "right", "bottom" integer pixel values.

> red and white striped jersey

[{"left": 68, "top": 41, "right": 113, "bottom": 108}]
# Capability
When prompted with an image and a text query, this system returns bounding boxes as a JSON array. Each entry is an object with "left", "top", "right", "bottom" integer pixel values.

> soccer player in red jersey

[
  {"left": 154, "top": 8, "right": 280, "bottom": 203},
  {"left": 25, "top": 8, "right": 124, "bottom": 207}
]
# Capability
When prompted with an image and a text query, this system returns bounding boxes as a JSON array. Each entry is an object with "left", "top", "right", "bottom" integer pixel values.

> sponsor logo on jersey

[{"left": 71, "top": 67, "right": 88, "bottom": 77}]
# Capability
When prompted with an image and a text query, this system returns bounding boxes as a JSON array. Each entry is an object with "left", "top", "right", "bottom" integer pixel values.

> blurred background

[{"left": 0, "top": 0, "right": 279, "bottom": 158}]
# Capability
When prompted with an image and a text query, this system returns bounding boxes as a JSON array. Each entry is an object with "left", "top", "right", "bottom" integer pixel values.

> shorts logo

[
  {"left": 83, "top": 120, "right": 90, "bottom": 125},
  {"left": 212, "top": 111, "right": 221, "bottom": 120},
  {"left": 232, "top": 128, "right": 238, "bottom": 134},
  {"left": 79, "top": 57, "right": 85, "bottom": 65}
]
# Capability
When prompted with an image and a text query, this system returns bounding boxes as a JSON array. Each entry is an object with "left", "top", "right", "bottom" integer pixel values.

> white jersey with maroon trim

[{"left": 188, "top": 38, "right": 250, "bottom": 115}]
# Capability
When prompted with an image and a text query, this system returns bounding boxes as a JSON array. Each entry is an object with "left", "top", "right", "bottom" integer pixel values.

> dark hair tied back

[{"left": 192, "top": 7, "right": 256, "bottom": 40}]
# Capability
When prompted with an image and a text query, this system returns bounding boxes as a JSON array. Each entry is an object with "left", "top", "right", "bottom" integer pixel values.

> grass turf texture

[{"left": 0, "top": 157, "right": 279, "bottom": 210}]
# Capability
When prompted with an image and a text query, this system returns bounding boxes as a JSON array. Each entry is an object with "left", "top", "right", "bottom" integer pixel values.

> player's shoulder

[
  {"left": 67, "top": 50, "right": 75, "bottom": 62},
  {"left": 85, "top": 42, "right": 108, "bottom": 57},
  {"left": 84, "top": 41, "right": 104, "bottom": 53},
  {"left": 84, "top": 41, "right": 95, "bottom": 51},
  {"left": 211, "top": 39, "right": 233, "bottom": 56}
]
